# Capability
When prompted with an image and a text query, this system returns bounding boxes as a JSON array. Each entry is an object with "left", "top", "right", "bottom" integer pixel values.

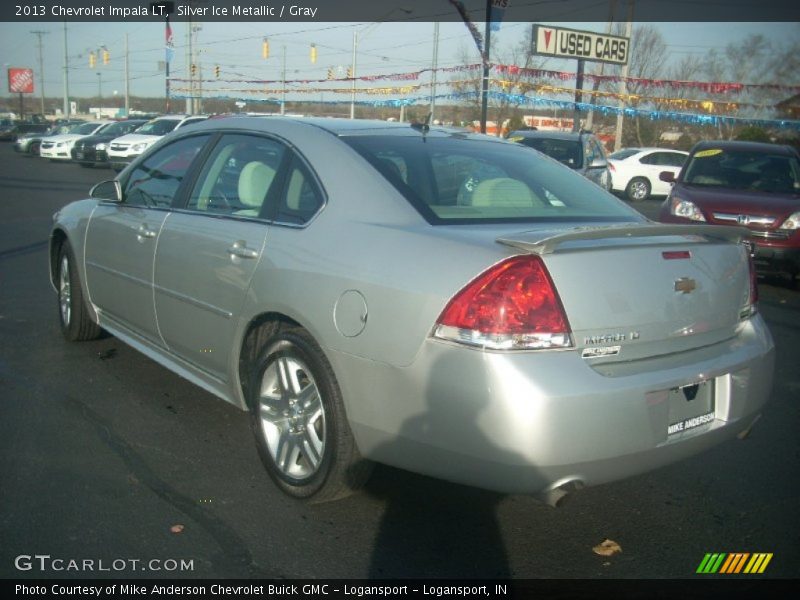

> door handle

[{"left": 227, "top": 241, "right": 258, "bottom": 259}]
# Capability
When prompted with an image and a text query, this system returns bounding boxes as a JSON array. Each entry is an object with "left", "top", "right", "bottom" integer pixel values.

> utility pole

[
  {"left": 185, "top": 20, "right": 192, "bottom": 114},
  {"left": 31, "top": 30, "right": 48, "bottom": 116},
  {"left": 281, "top": 45, "right": 286, "bottom": 115},
  {"left": 62, "top": 23, "right": 70, "bottom": 118},
  {"left": 614, "top": 0, "right": 635, "bottom": 151},
  {"left": 480, "top": 0, "right": 492, "bottom": 134},
  {"left": 430, "top": 22, "right": 439, "bottom": 122},
  {"left": 97, "top": 72, "right": 102, "bottom": 100},
  {"left": 585, "top": 2, "right": 616, "bottom": 131},
  {"left": 197, "top": 63, "right": 203, "bottom": 113},
  {"left": 350, "top": 30, "right": 357, "bottom": 119},
  {"left": 124, "top": 33, "right": 130, "bottom": 115}
]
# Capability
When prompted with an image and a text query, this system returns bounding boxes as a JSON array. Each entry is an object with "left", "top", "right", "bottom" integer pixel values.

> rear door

[
  {"left": 642, "top": 151, "right": 687, "bottom": 196},
  {"left": 152, "top": 133, "right": 287, "bottom": 380},
  {"left": 84, "top": 134, "right": 211, "bottom": 343}
]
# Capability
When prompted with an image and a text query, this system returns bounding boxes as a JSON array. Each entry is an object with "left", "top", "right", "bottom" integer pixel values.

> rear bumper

[
  {"left": 71, "top": 147, "right": 110, "bottom": 165},
  {"left": 332, "top": 315, "right": 774, "bottom": 495}
]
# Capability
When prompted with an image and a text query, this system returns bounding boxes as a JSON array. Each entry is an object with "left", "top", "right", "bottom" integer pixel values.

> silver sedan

[{"left": 50, "top": 117, "right": 774, "bottom": 504}]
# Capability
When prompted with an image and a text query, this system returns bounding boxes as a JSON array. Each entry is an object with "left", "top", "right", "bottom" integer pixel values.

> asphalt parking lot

[{"left": 0, "top": 143, "right": 798, "bottom": 580}]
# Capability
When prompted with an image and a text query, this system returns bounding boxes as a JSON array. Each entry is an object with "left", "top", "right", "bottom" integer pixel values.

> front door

[{"left": 84, "top": 134, "right": 212, "bottom": 343}]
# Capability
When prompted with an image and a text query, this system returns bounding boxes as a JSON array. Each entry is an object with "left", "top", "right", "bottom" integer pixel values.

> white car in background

[
  {"left": 608, "top": 147, "right": 689, "bottom": 201},
  {"left": 39, "top": 121, "right": 115, "bottom": 160},
  {"left": 107, "top": 114, "right": 208, "bottom": 170}
]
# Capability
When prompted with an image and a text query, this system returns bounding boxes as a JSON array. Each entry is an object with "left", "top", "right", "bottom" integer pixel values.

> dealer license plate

[{"left": 667, "top": 380, "right": 715, "bottom": 436}]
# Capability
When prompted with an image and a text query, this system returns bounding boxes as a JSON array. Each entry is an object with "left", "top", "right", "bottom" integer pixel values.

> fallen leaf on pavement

[
  {"left": 593, "top": 539, "right": 622, "bottom": 556},
  {"left": 170, "top": 524, "right": 185, "bottom": 534}
]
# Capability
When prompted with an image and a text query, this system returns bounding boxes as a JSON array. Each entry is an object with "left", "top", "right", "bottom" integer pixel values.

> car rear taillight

[
  {"left": 433, "top": 255, "right": 573, "bottom": 350},
  {"left": 608, "top": 162, "right": 615, "bottom": 172}
]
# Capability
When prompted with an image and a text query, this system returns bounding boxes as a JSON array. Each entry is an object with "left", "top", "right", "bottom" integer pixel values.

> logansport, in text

[{"left": 36, "top": 4, "right": 319, "bottom": 18}]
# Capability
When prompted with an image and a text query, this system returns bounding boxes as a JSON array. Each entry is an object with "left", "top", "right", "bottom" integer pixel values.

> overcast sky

[{"left": 1, "top": 20, "right": 798, "bottom": 101}]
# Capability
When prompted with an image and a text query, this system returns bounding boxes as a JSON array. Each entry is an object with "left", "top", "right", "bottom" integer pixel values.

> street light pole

[{"left": 97, "top": 72, "right": 102, "bottom": 100}]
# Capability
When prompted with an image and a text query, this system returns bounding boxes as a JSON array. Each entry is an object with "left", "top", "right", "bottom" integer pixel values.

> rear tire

[
  {"left": 248, "top": 324, "right": 372, "bottom": 502},
  {"left": 79, "top": 162, "right": 93, "bottom": 168},
  {"left": 57, "top": 243, "right": 102, "bottom": 342},
  {"left": 625, "top": 177, "right": 651, "bottom": 202}
]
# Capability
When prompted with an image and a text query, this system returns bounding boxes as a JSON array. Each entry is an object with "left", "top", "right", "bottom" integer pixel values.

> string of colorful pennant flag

[{"left": 168, "top": 89, "right": 800, "bottom": 130}]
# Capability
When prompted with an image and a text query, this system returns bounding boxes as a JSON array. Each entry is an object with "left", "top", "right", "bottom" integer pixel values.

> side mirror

[
  {"left": 90, "top": 180, "right": 121, "bottom": 202},
  {"left": 659, "top": 171, "right": 676, "bottom": 183},
  {"left": 588, "top": 156, "right": 608, "bottom": 169}
]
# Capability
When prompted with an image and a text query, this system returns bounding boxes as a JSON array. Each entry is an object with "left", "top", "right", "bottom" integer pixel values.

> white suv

[{"left": 107, "top": 114, "right": 208, "bottom": 170}]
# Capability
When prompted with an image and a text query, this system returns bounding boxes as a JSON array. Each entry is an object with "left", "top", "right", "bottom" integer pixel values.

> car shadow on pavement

[{"left": 361, "top": 352, "right": 541, "bottom": 579}]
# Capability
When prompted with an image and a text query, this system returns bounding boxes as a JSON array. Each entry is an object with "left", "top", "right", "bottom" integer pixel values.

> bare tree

[
  {"left": 702, "top": 34, "right": 800, "bottom": 139},
  {"left": 601, "top": 24, "right": 669, "bottom": 146},
  {"left": 449, "top": 28, "right": 546, "bottom": 136}
]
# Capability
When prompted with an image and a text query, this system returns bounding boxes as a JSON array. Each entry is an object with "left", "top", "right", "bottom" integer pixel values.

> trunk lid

[{"left": 498, "top": 224, "right": 753, "bottom": 363}]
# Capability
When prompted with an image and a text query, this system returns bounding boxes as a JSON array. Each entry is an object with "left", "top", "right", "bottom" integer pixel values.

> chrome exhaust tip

[{"left": 539, "top": 479, "right": 585, "bottom": 508}]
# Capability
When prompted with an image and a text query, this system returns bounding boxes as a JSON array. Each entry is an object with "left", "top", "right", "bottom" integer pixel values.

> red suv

[{"left": 658, "top": 140, "right": 800, "bottom": 282}]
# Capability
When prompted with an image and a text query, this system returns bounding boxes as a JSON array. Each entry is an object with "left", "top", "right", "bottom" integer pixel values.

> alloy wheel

[{"left": 258, "top": 355, "right": 326, "bottom": 480}]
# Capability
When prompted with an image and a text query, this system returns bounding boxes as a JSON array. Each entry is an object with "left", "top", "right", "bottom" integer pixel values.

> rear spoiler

[{"left": 497, "top": 223, "right": 750, "bottom": 255}]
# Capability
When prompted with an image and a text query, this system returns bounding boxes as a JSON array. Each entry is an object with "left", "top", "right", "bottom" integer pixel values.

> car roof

[
  {"left": 508, "top": 130, "right": 590, "bottom": 141},
  {"left": 690, "top": 139, "right": 797, "bottom": 156},
  {"left": 153, "top": 114, "right": 205, "bottom": 121},
  {"left": 186, "top": 115, "right": 508, "bottom": 142},
  {"left": 612, "top": 147, "right": 689, "bottom": 156}
]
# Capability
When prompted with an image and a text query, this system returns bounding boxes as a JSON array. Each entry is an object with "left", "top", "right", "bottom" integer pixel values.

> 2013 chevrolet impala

[{"left": 49, "top": 117, "right": 774, "bottom": 503}]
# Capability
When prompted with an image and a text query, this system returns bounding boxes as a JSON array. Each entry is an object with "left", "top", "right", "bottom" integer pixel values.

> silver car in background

[{"left": 50, "top": 118, "right": 774, "bottom": 503}]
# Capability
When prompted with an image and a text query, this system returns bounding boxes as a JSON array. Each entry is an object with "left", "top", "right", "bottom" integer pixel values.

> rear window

[
  {"left": 342, "top": 135, "right": 640, "bottom": 225},
  {"left": 684, "top": 148, "right": 800, "bottom": 194},
  {"left": 515, "top": 137, "right": 582, "bottom": 168},
  {"left": 74, "top": 122, "right": 104, "bottom": 135},
  {"left": 136, "top": 119, "right": 180, "bottom": 136},
  {"left": 609, "top": 148, "right": 639, "bottom": 160}
]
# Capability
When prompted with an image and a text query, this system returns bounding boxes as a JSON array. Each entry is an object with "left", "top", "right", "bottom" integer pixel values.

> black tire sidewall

[
  {"left": 248, "top": 330, "right": 340, "bottom": 499},
  {"left": 57, "top": 244, "right": 81, "bottom": 339}
]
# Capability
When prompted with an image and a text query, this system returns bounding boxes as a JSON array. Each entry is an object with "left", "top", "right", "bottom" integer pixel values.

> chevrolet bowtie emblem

[{"left": 675, "top": 277, "right": 697, "bottom": 294}]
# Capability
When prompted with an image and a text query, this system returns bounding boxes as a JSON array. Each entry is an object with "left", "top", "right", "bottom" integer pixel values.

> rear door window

[{"left": 186, "top": 134, "right": 285, "bottom": 217}]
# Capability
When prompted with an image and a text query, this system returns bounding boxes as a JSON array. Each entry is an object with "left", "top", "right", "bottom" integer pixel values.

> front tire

[
  {"left": 248, "top": 324, "right": 372, "bottom": 502},
  {"left": 625, "top": 177, "right": 651, "bottom": 202},
  {"left": 57, "top": 243, "right": 102, "bottom": 342}
]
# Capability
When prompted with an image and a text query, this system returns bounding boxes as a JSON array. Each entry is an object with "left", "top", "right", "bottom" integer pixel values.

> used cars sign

[{"left": 534, "top": 25, "right": 629, "bottom": 65}]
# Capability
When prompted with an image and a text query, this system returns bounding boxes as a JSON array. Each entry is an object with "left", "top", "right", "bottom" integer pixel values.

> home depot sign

[
  {"left": 523, "top": 116, "right": 574, "bottom": 131},
  {"left": 533, "top": 25, "right": 629, "bottom": 65},
  {"left": 7, "top": 68, "right": 34, "bottom": 93}
]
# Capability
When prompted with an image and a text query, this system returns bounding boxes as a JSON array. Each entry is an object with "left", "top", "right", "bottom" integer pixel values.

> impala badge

[{"left": 675, "top": 277, "right": 697, "bottom": 294}]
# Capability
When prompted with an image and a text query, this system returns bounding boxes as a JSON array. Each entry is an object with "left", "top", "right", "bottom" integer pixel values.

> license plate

[
  {"left": 667, "top": 380, "right": 715, "bottom": 435},
  {"left": 76, "top": 152, "right": 84, "bottom": 159}
]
